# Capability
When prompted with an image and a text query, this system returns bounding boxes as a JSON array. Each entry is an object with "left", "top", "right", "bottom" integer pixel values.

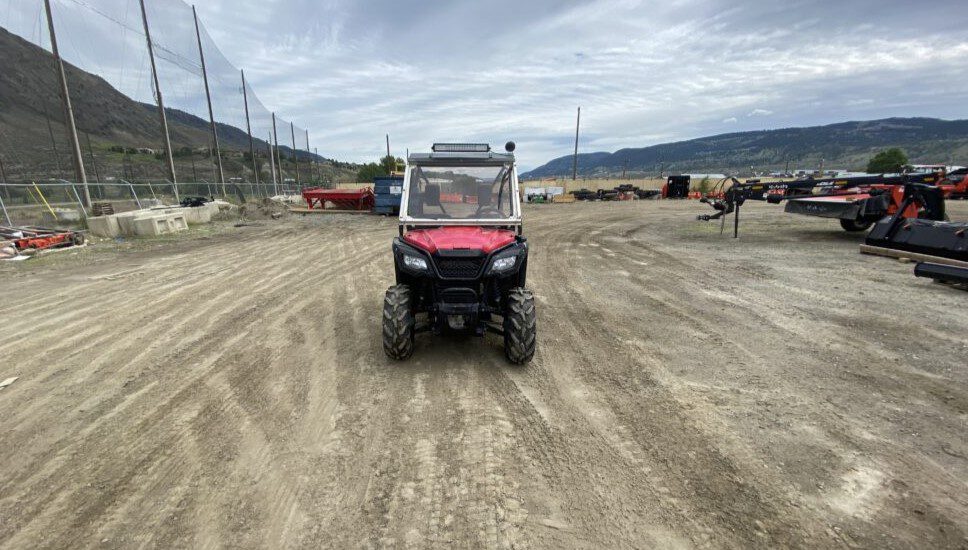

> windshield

[{"left": 406, "top": 163, "right": 513, "bottom": 220}]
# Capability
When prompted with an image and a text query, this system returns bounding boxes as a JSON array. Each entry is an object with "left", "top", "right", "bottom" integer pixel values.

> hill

[
  {"left": 0, "top": 26, "right": 358, "bottom": 183},
  {"left": 523, "top": 118, "right": 968, "bottom": 178}
]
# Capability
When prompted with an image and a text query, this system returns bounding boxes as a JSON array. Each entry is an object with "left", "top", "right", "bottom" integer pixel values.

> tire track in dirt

[{"left": 2, "top": 204, "right": 966, "bottom": 548}]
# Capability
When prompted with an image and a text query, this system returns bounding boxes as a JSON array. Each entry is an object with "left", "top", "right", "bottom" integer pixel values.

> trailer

[{"left": 301, "top": 187, "right": 375, "bottom": 211}]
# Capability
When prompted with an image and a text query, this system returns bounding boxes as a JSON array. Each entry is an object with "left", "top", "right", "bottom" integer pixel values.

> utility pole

[
  {"left": 267, "top": 133, "right": 278, "bottom": 195},
  {"left": 623, "top": 157, "right": 629, "bottom": 180},
  {"left": 386, "top": 133, "right": 391, "bottom": 161},
  {"left": 272, "top": 113, "right": 283, "bottom": 188},
  {"left": 572, "top": 106, "right": 580, "bottom": 181},
  {"left": 191, "top": 156, "right": 198, "bottom": 183},
  {"left": 193, "top": 5, "right": 223, "bottom": 191},
  {"left": 139, "top": 0, "right": 178, "bottom": 199},
  {"left": 290, "top": 122, "right": 299, "bottom": 188},
  {"left": 241, "top": 70, "right": 258, "bottom": 185},
  {"left": 44, "top": 0, "right": 89, "bottom": 206}
]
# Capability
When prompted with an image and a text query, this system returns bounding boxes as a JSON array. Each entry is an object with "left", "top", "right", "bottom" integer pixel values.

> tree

[
  {"left": 357, "top": 162, "right": 386, "bottom": 183},
  {"left": 380, "top": 155, "right": 404, "bottom": 174},
  {"left": 867, "top": 148, "right": 908, "bottom": 174},
  {"left": 357, "top": 155, "right": 405, "bottom": 182}
]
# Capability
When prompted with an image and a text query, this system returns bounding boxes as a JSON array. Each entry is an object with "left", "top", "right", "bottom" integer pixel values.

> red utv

[{"left": 382, "top": 142, "right": 536, "bottom": 364}]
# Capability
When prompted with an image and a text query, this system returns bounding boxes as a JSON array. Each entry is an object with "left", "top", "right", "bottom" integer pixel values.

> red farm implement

[
  {"left": 1, "top": 226, "right": 85, "bottom": 251},
  {"left": 302, "top": 187, "right": 375, "bottom": 211}
]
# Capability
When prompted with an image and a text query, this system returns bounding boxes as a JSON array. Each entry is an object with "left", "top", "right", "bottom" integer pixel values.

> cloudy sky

[{"left": 8, "top": 0, "right": 968, "bottom": 169}]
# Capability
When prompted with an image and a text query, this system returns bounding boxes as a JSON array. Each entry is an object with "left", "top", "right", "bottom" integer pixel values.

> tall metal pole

[
  {"left": 85, "top": 133, "right": 100, "bottom": 190},
  {"left": 314, "top": 147, "right": 321, "bottom": 182},
  {"left": 267, "top": 133, "right": 278, "bottom": 195},
  {"left": 44, "top": 0, "right": 89, "bottom": 206},
  {"left": 290, "top": 122, "right": 299, "bottom": 188},
  {"left": 272, "top": 113, "right": 283, "bottom": 188},
  {"left": 193, "top": 5, "right": 223, "bottom": 190},
  {"left": 572, "top": 106, "right": 580, "bottom": 181},
  {"left": 0, "top": 154, "right": 9, "bottom": 202},
  {"left": 42, "top": 103, "right": 64, "bottom": 178},
  {"left": 305, "top": 129, "right": 312, "bottom": 184},
  {"left": 139, "top": 0, "right": 178, "bottom": 200},
  {"left": 241, "top": 70, "right": 258, "bottom": 185},
  {"left": 386, "top": 133, "right": 391, "bottom": 161}
]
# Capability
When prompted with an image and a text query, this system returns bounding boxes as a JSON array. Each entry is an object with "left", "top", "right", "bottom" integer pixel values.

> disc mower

[{"left": 382, "top": 142, "right": 536, "bottom": 364}]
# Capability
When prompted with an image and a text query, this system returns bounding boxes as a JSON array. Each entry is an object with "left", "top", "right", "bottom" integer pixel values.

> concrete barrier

[
  {"left": 132, "top": 213, "right": 188, "bottom": 236},
  {"left": 150, "top": 205, "right": 213, "bottom": 225},
  {"left": 86, "top": 215, "right": 122, "bottom": 238},
  {"left": 87, "top": 208, "right": 194, "bottom": 238}
]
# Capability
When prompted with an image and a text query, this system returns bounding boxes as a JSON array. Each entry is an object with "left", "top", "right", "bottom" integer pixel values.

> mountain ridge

[{"left": 523, "top": 118, "right": 968, "bottom": 178}]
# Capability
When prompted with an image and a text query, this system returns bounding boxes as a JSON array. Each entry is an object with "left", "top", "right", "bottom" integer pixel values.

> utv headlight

[
  {"left": 403, "top": 254, "right": 428, "bottom": 271},
  {"left": 490, "top": 255, "right": 517, "bottom": 273}
]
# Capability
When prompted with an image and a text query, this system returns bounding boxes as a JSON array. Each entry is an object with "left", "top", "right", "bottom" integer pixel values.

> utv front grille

[
  {"left": 439, "top": 287, "right": 478, "bottom": 304},
  {"left": 435, "top": 257, "right": 485, "bottom": 279}
]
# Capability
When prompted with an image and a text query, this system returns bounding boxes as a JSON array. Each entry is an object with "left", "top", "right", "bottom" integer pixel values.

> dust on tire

[{"left": 383, "top": 284, "right": 415, "bottom": 360}]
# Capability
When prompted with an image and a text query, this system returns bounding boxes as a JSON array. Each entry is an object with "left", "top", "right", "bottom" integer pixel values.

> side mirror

[{"left": 505, "top": 141, "right": 516, "bottom": 153}]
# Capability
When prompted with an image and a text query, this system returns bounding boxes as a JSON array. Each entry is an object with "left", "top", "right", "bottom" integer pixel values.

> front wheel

[
  {"left": 504, "top": 288, "right": 536, "bottom": 364},
  {"left": 840, "top": 219, "right": 873, "bottom": 232},
  {"left": 383, "top": 285, "right": 414, "bottom": 360}
]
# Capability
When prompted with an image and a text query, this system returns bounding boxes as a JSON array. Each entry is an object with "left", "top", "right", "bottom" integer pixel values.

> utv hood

[{"left": 404, "top": 226, "right": 516, "bottom": 254}]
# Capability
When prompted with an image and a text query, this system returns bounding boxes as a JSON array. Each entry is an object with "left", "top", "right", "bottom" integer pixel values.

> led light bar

[{"left": 431, "top": 143, "right": 491, "bottom": 153}]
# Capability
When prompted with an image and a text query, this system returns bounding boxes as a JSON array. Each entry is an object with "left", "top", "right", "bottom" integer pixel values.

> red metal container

[{"left": 302, "top": 187, "right": 375, "bottom": 211}]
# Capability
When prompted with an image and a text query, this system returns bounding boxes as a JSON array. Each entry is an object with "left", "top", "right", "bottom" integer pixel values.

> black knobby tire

[
  {"left": 383, "top": 285, "right": 415, "bottom": 360},
  {"left": 504, "top": 288, "right": 536, "bottom": 364},
  {"left": 840, "top": 219, "right": 873, "bottom": 232}
]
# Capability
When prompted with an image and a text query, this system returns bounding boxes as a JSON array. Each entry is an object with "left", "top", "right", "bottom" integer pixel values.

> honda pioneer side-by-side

[{"left": 382, "top": 142, "right": 536, "bottom": 364}]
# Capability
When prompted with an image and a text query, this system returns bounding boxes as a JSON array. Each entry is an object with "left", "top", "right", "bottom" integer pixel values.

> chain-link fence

[
  {"left": 0, "top": 181, "right": 312, "bottom": 227},
  {"left": 0, "top": 0, "right": 318, "bottom": 187}
]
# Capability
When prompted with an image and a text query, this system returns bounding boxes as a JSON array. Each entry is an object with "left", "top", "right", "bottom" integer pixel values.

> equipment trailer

[{"left": 382, "top": 143, "right": 536, "bottom": 364}]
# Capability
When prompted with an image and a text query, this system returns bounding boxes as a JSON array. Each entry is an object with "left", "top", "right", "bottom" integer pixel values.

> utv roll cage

[{"left": 399, "top": 147, "right": 523, "bottom": 235}]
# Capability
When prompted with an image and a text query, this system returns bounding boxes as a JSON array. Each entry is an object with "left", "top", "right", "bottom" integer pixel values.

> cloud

[{"left": 4, "top": 0, "right": 968, "bottom": 169}]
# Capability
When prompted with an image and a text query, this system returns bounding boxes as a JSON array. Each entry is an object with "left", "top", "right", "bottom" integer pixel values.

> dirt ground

[{"left": 1, "top": 200, "right": 966, "bottom": 549}]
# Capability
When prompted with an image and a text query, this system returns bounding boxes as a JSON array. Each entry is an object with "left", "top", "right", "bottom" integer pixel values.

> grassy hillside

[{"left": 0, "top": 27, "right": 358, "bottom": 183}]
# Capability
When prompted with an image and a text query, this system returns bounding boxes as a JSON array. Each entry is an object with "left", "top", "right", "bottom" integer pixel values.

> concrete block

[
  {"left": 180, "top": 206, "right": 212, "bottom": 225},
  {"left": 149, "top": 205, "right": 213, "bottom": 225},
  {"left": 132, "top": 213, "right": 188, "bottom": 236},
  {"left": 114, "top": 211, "right": 143, "bottom": 236},
  {"left": 86, "top": 215, "right": 121, "bottom": 238}
]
